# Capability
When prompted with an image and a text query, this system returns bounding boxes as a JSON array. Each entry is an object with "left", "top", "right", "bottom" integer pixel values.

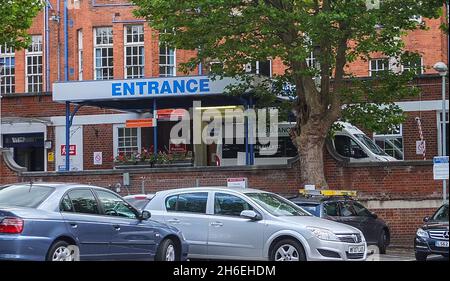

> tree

[
  {"left": 132, "top": 0, "right": 444, "bottom": 187},
  {"left": 0, "top": 0, "right": 43, "bottom": 49}
]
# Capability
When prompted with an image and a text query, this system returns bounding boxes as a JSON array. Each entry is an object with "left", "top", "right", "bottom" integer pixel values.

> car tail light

[{"left": 0, "top": 217, "right": 24, "bottom": 234}]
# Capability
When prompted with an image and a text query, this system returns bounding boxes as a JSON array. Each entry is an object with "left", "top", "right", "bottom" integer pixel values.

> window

[
  {"left": 0, "top": 45, "right": 15, "bottom": 94},
  {"left": 323, "top": 202, "right": 339, "bottom": 216},
  {"left": 94, "top": 27, "right": 114, "bottom": 80},
  {"left": 60, "top": 194, "right": 74, "bottom": 212},
  {"left": 402, "top": 56, "right": 423, "bottom": 75},
  {"left": 124, "top": 25, "right": 144, "bottom": 79},
  {"left": 245, "top": 60, "right": 272, "bottom": 77},
  {"left": 214, "top": 193, "right": 253, "bottom": 217},
  {"left": 159, "top": 44, "right": 176, "bottom": 77},
  {"left": 0, "top": 184, "right": 54, "bottom": 208},
  {"left": 333, "top": 135, "right": 368, "bottom": 159},
  {"left": 432, "top": 204, "right": 449, "bottom": 222},
  {"left": 26, "top": 35, "right": 43, "bottom": 93},
  {"left": 165, "top": 192, "right": 208, "bottom": 214},
  {"left": 66, "top": 189, "right": 99, "bottom": 215},
  {"left": 246, "top": 192, "right": 309, "bottom": 217},
  {"left": 297, "top": 203, "right": 321, "bottom": 217},
  {"left": 95, "top": 190, "right": 137, "bottom": 219},
  {"left": 352, "top": 202, "right": 372, "bottom": 217},
  {"left": 339, "top": 202, "right": 356, "bottom": 217},
  {"left": 78, "top": 30, "right": 83, "bottom": 80},
  {"left": 374, "top": 125, "right": 404, "bottom": 160},
  {"left": 117, "top": 127, "right": 140, "bottom": 156},
  {"left": 369, "top": 58, "right": 389, "bottom": 76}
]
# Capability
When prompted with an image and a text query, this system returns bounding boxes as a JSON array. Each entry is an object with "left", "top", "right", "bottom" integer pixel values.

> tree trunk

[{"left": 295, "top": 122, "right": 329, "bottom": 189}]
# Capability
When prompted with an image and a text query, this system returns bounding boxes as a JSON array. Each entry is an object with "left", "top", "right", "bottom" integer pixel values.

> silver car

[{"left": 145, "top": 187, "right": 367, "bottom": 261}]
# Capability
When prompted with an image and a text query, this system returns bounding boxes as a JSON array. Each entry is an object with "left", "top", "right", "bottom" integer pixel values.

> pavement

[{"left": 366, "top": 246, "right": 449, "bottom": 261}]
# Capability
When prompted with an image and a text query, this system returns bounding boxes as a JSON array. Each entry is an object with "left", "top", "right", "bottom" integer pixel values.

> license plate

[
  {"left": 348, "top": 245, "right": 365, "bottom": 254},
  {"left": 435, "top": 241, "right": 449, "bottom": 248}
]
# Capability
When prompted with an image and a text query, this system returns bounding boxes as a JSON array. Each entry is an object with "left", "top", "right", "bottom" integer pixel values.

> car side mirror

[
  {"left": 140, "top": 210, "right": 151, "bottom": 221},
  {"left": 240, "top": 210, "right": 262, "bottom": 221},
  {"left": 423, "top": 216, "right": 430, "bottom": 222}
]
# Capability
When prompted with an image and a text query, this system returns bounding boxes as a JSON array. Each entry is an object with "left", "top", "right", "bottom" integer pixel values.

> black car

[
  {"left": 414, "top": 203, "right": 449, "bottom": 261},
  {"left": 290, "top": 195, "right": 390, "bottom": 254}
]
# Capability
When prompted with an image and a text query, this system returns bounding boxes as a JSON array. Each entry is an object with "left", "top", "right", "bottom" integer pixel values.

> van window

[
  {"left": 165, "top": 192, "right": 208, "bottom": 214},
  {"left": 354, "top": 134, "right": 387, "bottom": 156},
  {"left": 334, "top": 135, "right": 368, "bottom": 159}
]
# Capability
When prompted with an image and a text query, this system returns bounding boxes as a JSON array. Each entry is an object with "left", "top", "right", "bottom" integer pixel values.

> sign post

[{"left": 433, "top": 156, "right": 449, "bottom": 202}]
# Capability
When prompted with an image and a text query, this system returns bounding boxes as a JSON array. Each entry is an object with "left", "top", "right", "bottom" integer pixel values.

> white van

[{"left": 216, "top": 122, "right": 397, "bottom": 166}]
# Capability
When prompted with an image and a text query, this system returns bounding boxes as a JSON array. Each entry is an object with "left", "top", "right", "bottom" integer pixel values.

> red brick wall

[{"left": 83, "top": 124, "right": 114, "bottom": 170}]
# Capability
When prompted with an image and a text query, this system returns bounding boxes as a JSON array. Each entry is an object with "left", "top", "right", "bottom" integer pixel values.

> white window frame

[
  {"left": 0, "top": 45, "right": 15, "bottom": 94},
  {"left": 369, "top": 58, "right": 390, "bottom": 77},
  {"left": 124, "top": 25, "right": 145, "bottom": 79},
  {"left": 78, "top": 29, "right": 83, "bottom": 81},
  {"left": 25, "top": 35, "right": 43, "bottom": 93},
  {"left": 401, "top": 56, "right": 423, "bottom": 75},
  {"left": 94, "top": 27, "right": 114, "bottom": 80},
  {"left": 113, "top": 124, "right": 142, "bottom": 158},
  {"left": 159, "top": 44, "right": 176, "bottom": 77},
  {"left": 437, "top": 110, "right": 449, "bottom": 156}
]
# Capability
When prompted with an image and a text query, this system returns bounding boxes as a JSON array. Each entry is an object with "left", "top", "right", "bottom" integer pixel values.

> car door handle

[
  {"left": 113, "top": 225, "right": 121, "bottom": 231},
  {"left": 69, "top": 222, "right": 78, "bottom": 229},
  {"left": 167, "top": 218, "right": 181, "bottom": 224},
  {"left": 210, "top": 222, "right": 223, "bottom": 227}
]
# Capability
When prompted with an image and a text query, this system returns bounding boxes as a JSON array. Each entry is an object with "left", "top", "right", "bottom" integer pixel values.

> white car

[{"left": 145, "top": 187, "right": 367, "bottom": 261}]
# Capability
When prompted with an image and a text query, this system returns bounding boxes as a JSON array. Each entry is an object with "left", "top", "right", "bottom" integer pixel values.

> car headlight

[
  {"left": 416, "top": 228, "right": 429, "bottom": 238},
  {"left": 306, "top": 226, "right": 340, "bottom": 242}
]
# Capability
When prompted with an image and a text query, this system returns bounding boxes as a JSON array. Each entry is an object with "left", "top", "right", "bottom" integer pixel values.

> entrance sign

[
  {"left": 227, "top": 178, "right": 248, "bottom": 188},
  {"left": 53, "top": 76, "right": 240, "bottom": 103},
  {"left": 126, "top": 119, "right": 156, "bottom": 128},
  {"left": 433, "top": 156, "right": 449, "bottom": 180}
]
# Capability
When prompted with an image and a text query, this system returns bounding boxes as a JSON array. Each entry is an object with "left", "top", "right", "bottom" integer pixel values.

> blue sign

[
  {"left": 111, "top": 78, "right": 211, "bottom": 97},
  {"left": 433, "top": 156, "right": 449, "bottom": 164}
]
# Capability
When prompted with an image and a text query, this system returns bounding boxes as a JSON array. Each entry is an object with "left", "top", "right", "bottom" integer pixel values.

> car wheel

[
  {"left": 378, "top": 229, "right": 388, "bottom": 254},
  {"left": 415, "top": 251, "right": 428, "bottom": 261},
  {"left": 46, "top": 240, "right": 79, "bottom": 261},
  {"left": 156, "top": 238, "right": 178, "bottom": 261},
  {"left": 271, "top": 239, "right": 306, "bottom": 262}
]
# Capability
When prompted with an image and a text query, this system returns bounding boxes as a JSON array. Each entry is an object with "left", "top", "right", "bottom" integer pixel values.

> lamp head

[{"left": 433, "top": 62, "right": 448, "bottom": 76}]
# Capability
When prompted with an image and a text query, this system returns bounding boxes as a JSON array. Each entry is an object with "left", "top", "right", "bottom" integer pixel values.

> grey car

[{"left": 145, "top": 187, "right": 367, "bottom": 261}]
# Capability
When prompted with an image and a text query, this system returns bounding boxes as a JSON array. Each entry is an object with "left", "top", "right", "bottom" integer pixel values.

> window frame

[
  {"left": 369, "top": 58, "right": 390, "bottom": 77},
  {"left": 93, "top": 189, "right": 140, "bottom": 219},
  {"left": 113, "top": 124, "right": 142, "bottom": 158},
  {"left": 159, "top": 43, "right": 176, "bottom": 77},
  {"left": 401, "top": 56, "right": 423, "bottom": 75},
  {"left": 373, "top": 124, "right": 404, "bottom": 160},
  {"left": 0, "top": 45, "right": 15, "bottom": 94},
  {"left": 164, "top": 192, "right": 209, "bottom": 214},
  {"left": 93, "top": 27, "right": 114, "bottom": 80},
  {"left": 77, "top": 29, "right": 83, "bottom": 81},
  {"left": 59, "top": 188, "right": 101, "bottom": 216},
  {"left": 124, "top": 25, "right": 145, "bottom": 79},
  {"left": 213, "top": 192, "right": 256, "bottom": 218},
  {"left": 25, "top": 35, "right": 43, "bottom": 93}
]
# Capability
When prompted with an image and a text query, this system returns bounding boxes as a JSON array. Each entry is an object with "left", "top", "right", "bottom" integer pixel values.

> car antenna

[{"left": 28, "top": 180, "right": 34, "bottom": 193}]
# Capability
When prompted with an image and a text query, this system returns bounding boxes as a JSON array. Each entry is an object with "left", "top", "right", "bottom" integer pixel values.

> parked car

[
  {"left": 414, "top": 202, "right": 449, "bottom": 261},
  {"left": 124, "top": 194, "right": 155, "bottom": 210},
  {"left": 0, "top": 183, "right": 188, "bottom": 261},
  {"left": 145, "top": 187, "right": 367, "bottom": 261},
  {"left": 289, "top": 193, "right": 390, "bottom": 254}
]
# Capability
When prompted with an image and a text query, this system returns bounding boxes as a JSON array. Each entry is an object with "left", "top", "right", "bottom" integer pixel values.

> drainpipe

[
  {"left": 63, "top": 0, "right": 69, "bottom": 81},
  {"left": 44, "top": 1, "right": 51, "bottom": 91},
  {"left": 57, "top": 0, "right": 61, "bottom": 81}
]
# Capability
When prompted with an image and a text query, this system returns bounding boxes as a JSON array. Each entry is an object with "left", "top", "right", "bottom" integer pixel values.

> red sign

[
  {"left": 170, "top": 143, "right": 187, "bottom": 153},
  {"left": 156, "top": 109, "right": 186, "bottom": 120},
  {"left": 61, "top": 145, "right": 77, "bottom": 156},
  {"left": 126, "top": 118, "right": 156, "bottom": 128}
]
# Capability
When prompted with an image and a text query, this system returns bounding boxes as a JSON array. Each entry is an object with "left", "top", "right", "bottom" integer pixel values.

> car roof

[
  {"left": 154, "top": 186, "right": 268, "bottom": 196},
  {"left": 5, "top": 182, "right": 112, "bottom": 192}
]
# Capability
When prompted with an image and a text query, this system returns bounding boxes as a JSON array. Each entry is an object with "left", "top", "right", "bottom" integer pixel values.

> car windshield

[
  {"left": 246, "top": 193, "right": 309, "bottom": 217},
  {"left": 125, "top": 198, "right": 151, "bottom": 210},
  {"left": 0, "top": 184, "right": 55, "bottom": 208},
  {"left": 354, "top": 134, "right": 388, "bottom": 156},
  {"left": 432, "top": 204, "right": 449, "bottom": 222}
]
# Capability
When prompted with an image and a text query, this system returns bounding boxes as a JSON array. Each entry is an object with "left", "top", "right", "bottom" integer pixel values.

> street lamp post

[{"left": 433, "top": 62, "right": 448, "bottom": 202}]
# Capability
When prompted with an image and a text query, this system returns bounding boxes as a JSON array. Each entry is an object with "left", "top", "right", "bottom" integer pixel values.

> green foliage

[
  {"left": 0, "top": 0, "right": 43, "bottom": 49},
  {"left": 132, "top": 0, "right": 443, "bottom": 134}
]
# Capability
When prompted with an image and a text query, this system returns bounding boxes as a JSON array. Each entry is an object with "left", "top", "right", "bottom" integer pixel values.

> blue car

[{"left": 0, "top": 183, "right": 188, "bottom": 261}]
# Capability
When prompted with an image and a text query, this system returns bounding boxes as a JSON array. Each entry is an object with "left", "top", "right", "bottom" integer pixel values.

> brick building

[{"left": 0, "top": 0, "right": 449, "bottom": 247}]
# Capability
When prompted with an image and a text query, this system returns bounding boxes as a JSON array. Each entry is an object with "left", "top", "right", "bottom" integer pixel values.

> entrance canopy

[{"left": 53, "top": 76, "right": 246, "bottom": 112}]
